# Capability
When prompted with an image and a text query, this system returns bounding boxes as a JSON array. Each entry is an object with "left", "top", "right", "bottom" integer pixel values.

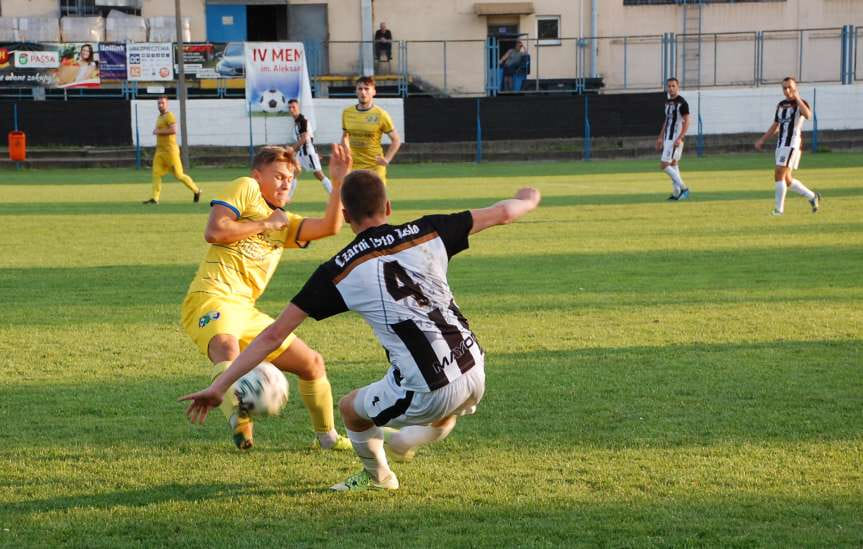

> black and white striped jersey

[
  {"left": 774, "top": 99, "right": 809, "bottom": 149},
  {"left": 292, "top": 114, "right": 314, "bottom": 156},
  {"left": 663, "top": 95, "right": 690, "bottom": 142},
  {"left": 292, "top": 211, "right": 483, "bottom": 392}
]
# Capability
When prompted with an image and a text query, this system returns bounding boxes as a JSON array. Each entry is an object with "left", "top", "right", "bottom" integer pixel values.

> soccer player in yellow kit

[
  {"left": 341, "top": 76, "right": 401, "bottom": 183},
  {"left": 180, "top": 145, "right": 352, "bottom": 451},
  {"left": 143, "top": 96, "right": 200, "bottom": 205}
]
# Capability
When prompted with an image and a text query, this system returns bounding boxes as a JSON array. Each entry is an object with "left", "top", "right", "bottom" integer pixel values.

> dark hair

[
  {"left": 341, "top": 170, "right": 387, "bottom": 221},
  {"left": 253, "top": 145, "right": 300, "bottom": 173},
  {"left": 355, "top": 76, "right": 376, "bottom": 88},
  {"left": 666, "top": 77, "right": 679, "bottom": 84},
  {"left": 158, "top": 95, "right": 169, "bottom": 101},
  {"left": 782, "top": 76, "right": 798, "bottom": 85},
  {"left": 288, "top": 98, "right": 299, "bottom": 105},
  {"left": 80, "top": 44, "right": 94, "bottom": 63}
]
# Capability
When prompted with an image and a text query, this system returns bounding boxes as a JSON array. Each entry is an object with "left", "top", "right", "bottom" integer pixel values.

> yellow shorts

[
  {"left": 355, "top": 163, "right": 387, "bottom": 184},
  {"left": 153, "top": 148, "right": 185, "bottom": 178},
  {"left": 180, "top": 292, "right": 296, "bottom": 362}
]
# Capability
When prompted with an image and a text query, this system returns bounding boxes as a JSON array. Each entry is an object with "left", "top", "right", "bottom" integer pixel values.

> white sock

[
  {"left": 321, "top": 176, "right": 333, "bottom": 194},
  {"left": 347, "top": 427, "right": 393, "bottom": 483},
  {"left": 664, "top": 166, "right": 683, "bottom": 194},
  {"left": 673, "top": 165, "right": 687, "bottom": 191},
  {"left": 316, "top": 429, "right": 340, "bottom": 448},
  {"left": 774, "top": 181, "right": 787, "bottom": 212},
  {"left": 790, "top": 178, "right": 815, "bottom": 200},
  {"left": 288, "top": 177, "right": 298, "bottom": 199},
  {"left": 388, "top": 420, "right": 456, "bottom": 456}
]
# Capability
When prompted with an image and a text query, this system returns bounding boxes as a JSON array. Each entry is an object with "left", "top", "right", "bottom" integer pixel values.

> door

[
  {"left": 288, "top": 4, "right": 329, "bottom": 75},
  {"left": 206, "top": 4, "right": 247, "bottom": 43}
]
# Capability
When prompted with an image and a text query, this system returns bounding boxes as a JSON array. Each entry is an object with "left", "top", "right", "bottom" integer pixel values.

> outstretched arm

[
  {"left": 204, "top": 204, "right": 287, "bottom": 244},
  {"left": 179, "top": 304, "right": 309, "bottom": 424},
  {"left": 469, "top": 187, "right": 541, "bottom": 235},
  {"left": 376, "top": 129, "right": 402, "bottom": 166}
]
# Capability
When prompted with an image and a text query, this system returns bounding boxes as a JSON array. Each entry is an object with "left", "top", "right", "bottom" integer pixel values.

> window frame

[{"left": 536, "top": 15, "right": 561, "bottom": 47}]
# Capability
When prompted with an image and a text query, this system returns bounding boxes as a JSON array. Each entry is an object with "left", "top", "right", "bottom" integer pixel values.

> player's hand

[
  {"left": 264, "top": 208, "right": 289, "bottom": 231},
  {"left": 754, "top": 139, "right": 763, "bottom": 151},
  {"left": 655, "top": 138, "right": 662, "bottom": 152},
  {"left": 515, "top": 187, "right": 540, "bottom": 203},
  {"left": 375, "top": 155, "right": 389, "bottom": 166},
  {"left": 328, "top": 144, "right": 352, "bottom": 183},
  {"left": 178, "top": 387, "right": 224, "bottom": 424},
  {"left": 674, "top": 137, "right": 684, "bottom": 147}
]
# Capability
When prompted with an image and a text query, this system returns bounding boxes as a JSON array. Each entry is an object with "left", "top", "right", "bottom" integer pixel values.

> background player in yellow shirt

[
  {"left": 180, "top": 145, "right": 351, "bottom": 451},
  {"left": 341, "top": 76, "right": 401, "bottom": 183},
  {"left": 143, "top": 96, "right": 201, "bottom": 205}
]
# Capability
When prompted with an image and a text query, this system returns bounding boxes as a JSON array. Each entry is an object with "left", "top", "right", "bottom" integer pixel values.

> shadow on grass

[
  {"left": 2, "top": 244, "right": 861, "bottom": 322},
  {"left": 2, "top": 186, "right": 863, "bottom": 215},
  {"left": 1, "top": 339, "right": 860, "bottom": 449}
]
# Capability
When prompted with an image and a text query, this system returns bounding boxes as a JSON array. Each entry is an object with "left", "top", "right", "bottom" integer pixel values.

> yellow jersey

[
  {"left": 185, "top": 177, "right": 307, "bottom": 303},
  {"left": 155, "top": 111, "right": 178, "bottom": 152},
  {"left": 341, "top": 104, "right": 395, "bottom": 170}
]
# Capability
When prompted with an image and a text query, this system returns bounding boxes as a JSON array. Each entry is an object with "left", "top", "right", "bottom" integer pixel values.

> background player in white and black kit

[
  {"left": 181, "top": 168, "right": 541, "bottom": 492},
  {"left": 288, "top": 99, "right": 333, "bottom": 197},
  {"left": 655, "top": 77, "right": 691, "bottom": 200},
  {"left": 755, "top": 76, "right": 821, "bottom": 215}
]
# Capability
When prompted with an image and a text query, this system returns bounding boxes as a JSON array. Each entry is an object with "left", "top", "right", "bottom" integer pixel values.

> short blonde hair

[{"left": 253, "top": 145, "right": 300, "bottom": 174}]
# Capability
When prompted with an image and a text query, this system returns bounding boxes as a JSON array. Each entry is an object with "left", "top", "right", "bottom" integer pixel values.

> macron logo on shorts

[{"left": 198, "top": 310, "right": 221, "bottom": 328}]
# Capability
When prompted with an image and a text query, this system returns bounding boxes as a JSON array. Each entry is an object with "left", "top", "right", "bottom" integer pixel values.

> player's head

[
  {"left": 782, "top": 76, "right": 798, "bottom": 99},
  {"left": 355, "top": 76, "right": 376, "bottom": 107},
  {"left": 252, "top": 146, "right": 301, "bottom": 207},
  {"left": 666, "top": 77, "right": 679, "bottom": 97},
  {"left": 157, "top": 95, "right": 169, "bottom": 114},
  {"left": 379, "top": 22, "right": 387, "bottom": 30},
  {"left": 341, "top": 169, "right": 391, "bottom": 229},
  {"left": 287, "top": 98, "right": 300, "bottom": 118},
  {"left": 79, "top": 44, "right": 94, "bottom": 63}
]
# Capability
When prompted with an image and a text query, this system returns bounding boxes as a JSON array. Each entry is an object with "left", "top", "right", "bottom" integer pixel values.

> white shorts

[
  {"left": 354, "top": 362, "right": 486, "bottom": 428},
  {"left": 297, "top": 148, "right": 322, "bottom": 173},
  {"left": 775, "top": 146, "right": 801, "bottom": 170},
  {"left": 661, "top": 140, "right": 684, "bottom": 163}
]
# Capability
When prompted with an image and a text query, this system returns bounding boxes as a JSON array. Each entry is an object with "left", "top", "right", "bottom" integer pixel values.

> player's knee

[
  {"left": 207, "top": 335, "right": 239, "bottom": 363},
  {"left": 296, "top": 350, "right": 325, "bottom": 380},
  {"left": 338, "top": 391, "right": 360, "bottom": 422}
]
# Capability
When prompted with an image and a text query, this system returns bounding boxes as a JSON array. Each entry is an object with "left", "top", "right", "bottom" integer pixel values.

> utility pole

[{"left": 175, "top": 0, "right": 190, "bottom": 168}]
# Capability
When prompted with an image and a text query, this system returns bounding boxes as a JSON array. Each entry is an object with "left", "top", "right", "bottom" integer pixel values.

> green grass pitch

[{"left": 1, "top": 153, "right": 862, "bottom": 547}]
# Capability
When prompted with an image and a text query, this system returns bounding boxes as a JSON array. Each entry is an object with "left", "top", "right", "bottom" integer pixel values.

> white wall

[
  {"left": 131, "top": 98, "right": 405, "bottom": 147},
  {"left": 690, "top": 83, "right": 863, "bottom": 135}
]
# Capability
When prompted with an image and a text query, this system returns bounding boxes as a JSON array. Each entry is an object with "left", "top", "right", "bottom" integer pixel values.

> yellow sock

[
  {"left": 177, "top": 172, "right": 199, "bottom": 193},
  {"left": 210, "top": 361, "right": 239, "bottom": 420},
  {"left": 298, "top": 376, "right": 336, "bottom": 434},
  {"left": 151, "top": 174, "right": 162, "bottom": 201}
]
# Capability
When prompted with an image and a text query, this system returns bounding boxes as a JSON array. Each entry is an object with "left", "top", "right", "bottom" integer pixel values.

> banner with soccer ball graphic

[{"left": 244, "top": 42, "right": 315, "bottom": 131}]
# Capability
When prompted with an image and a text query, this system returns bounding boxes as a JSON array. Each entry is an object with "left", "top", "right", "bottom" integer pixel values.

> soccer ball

[
  {"left": 258, "top": 89, "right": 288, "bottom": 113},
  {"left": 232, "top": 362, "right": 289, "bottom": 416}
]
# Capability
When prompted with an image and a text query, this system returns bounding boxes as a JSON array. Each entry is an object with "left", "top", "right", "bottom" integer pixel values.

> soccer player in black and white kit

[
  {"left": 655, "top": 77, "right": 691, "bottom": 200},
  {"left": 754, "top": 77, "right": 821, "bottom": 215},
  {"left": 181, "top": 166, "right": 541, "bottom": 492},
  {"left": 287, "top": 99, "right": 333, "bottom": 197}
]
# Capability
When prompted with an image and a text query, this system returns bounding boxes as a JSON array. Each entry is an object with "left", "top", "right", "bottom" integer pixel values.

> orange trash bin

[{"left": 8, "top": 131, "right": 26, "bottom": 161}]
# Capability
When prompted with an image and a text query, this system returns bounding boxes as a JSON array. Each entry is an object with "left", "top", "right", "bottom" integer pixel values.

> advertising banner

[
  {"left": 98, "top": 42, "right": 127, "bottom": 80},
  {"left": 179, "top": 43, "right": 239, "bottom": 79},
  {"left": 0, "top": 42, "right": 100, "bottom": 88},
  {"left": 244, "top": 42, "right": 315, "bottom": 131},
  {"left": 126, "top": 42, "right": 173, "bottom": 81}
]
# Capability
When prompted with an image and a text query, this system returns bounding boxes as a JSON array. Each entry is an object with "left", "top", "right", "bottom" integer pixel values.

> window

[
  {"left": 537, "top": 15, "right": 560, "bottom": 46},
  {"left": 60, "top": 0, "right": 142, "bottom": 17},
  {"left": 624, "top": 0, "right": 783, "bottom": 5}
]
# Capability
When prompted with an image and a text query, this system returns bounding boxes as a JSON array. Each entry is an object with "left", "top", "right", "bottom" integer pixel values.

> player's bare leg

[
  {"left": 207, "top": 334, "right": 253, "bottom": 449},
  {"left": 383, "top": 415, "right": 457, "bottom": 463},
  {"left": 784, "top": 168, "right": 819, "bottom": 213},
  {"left": 330, "top": 390, "right": 399, "bottom": 491},
  {"left": 271, "top": 337, "right": 348, "bottom": 450}
]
